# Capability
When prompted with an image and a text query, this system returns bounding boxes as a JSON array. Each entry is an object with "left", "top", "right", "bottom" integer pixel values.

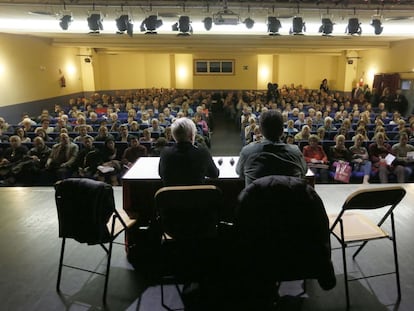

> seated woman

[
  {"left": 302, "top": 134, "right": 330, "bottom": 183},
  {"left": 96, "top": 137, "right": 123, "bottom": 186},
  {"left": 369, "top": 132, "right": 404, "bottom": 183},
  {"left": 349, "top": 134, "right": 372, "bottom": 184},
  {"left": 294, "top": 125, "right": 311, "bottom": 142},
  {"left": 329, "top": 134, "right": 353, "bottom": 183}
]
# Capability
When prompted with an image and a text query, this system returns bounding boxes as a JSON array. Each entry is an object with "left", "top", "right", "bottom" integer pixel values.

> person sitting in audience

[
  {"left": 28, "top": 136, "right": 52, "bottom": 177},
  {"left": 302, "top": 134, "right": 330, "bottom": 183},
  {"left": 0, "top": 135, "right": 29, "bottom": 185},
  {"left": 352, "top": 126, "right": 369, "bottom": 142},
  {"left": 139, "top": 128, "right": 154, "bottom": 143},
  {"left": 73, "top": 115, "right": 93, "bottom": 133},
  {"left": 163, "top": 126, "right": 174, "bottom": 143},
  {"left": 73, "top": 125, "right": 94, "bottom": 144},
  {"left": 150, "top": 137, "right": 168, "bottom": 156},
  {"left": 313, "top": 111, "right": 324, "bottom": 128},
  {"left": 87, "top": 112, "right": 100, "bottom": 125},
  {"left": 391, "top": 132, "right": 414, "bottom": 182},
  {"left": 122, "top": 136, "right": 148, "bottom": 169},
  {"left": 294, "top": 111, "right": 306, "bottom": 128},
  {"left": 284, "top": 119, "right": 298, "bottom": 135},
  {"left": 35, "top": 118, "right": 54, "bottom": 134},
  {"left": 108, "top": 112, "right": 121, "bottom": 132},
  {"left": 0, "top": 117, "right": 12, "bottom": 132},
  {"left": 115, "top": 124, "right": 133, "bottom": 143},
  {"left": 294, "top": 125, "right": 311, "bottom": 142},
  {"left": 96, "top": 137, "right": 122, "bottom": 186},
  {"left": 349, "top": 133, "right": 372, "bottom": 184},
  {"left": 34, "top": 128, "right": 53, "bottom": 142},
  {"left": 45, "top": 132, "right": 79, "bottom": 181},
  {"left": 369, "top": 132, "right": 404, "bottom": 183},
  {"left": 129, "top": 121, "right": 140, "bottom": 133},
  {"left": 54, "top": 116, "right": 73, "bottom": 132},
  {"left": 333, "top": 126, "right": 351, "bottom": 141},
  {"left": 94, "top": 125, "right": 115, "bottom": 142},
  {"left": 329, "top": 134, "right": 352, "bottom": 177},
  {"left": 320, "top": 116, "right": 337, "bottom": 133},
  {"left": 0, "top": 127, "right": 9, "bottom": 143},
  {"left": 148, "top": 118, "right": 165, "bottom": 135},
  {"left": 20, "top": 117, "right": 35, "bottom": 132},
  {"left": 244, "top": 118, "right": 258, "bottom": 145},
  {"left": 15, "top": 127, "right": 31, "bottom": 143},
  {"left": 374, "top": 125, "right": 390, "bottom": 141},
  {"left": 236, "top": 109, "right": 307, "bottom": 186},
  {"left": 159, "top": 117, "right": 219, "bottom": 186},
  {"left": 317, "top": 126, "right": 327, "bottom": 142},
  {"left": 74, "top": 136, "right": 100, "bottom": 178}
]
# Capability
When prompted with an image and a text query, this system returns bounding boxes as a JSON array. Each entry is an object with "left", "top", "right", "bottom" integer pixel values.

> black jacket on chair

[
  {"left": 55, "top": 178, "right": 114, "bottom": 244},
  {"left": 236, "top": 175, "right": 336, "bottom": 290}
]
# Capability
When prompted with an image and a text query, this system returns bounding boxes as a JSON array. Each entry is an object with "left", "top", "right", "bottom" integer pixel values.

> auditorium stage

[{"left": 0, "top": 183, "right": 413, "bottom": 311}]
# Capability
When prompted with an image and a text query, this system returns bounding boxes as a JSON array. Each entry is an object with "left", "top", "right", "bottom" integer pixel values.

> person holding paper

[{"left": 368, "top": 132, "right": 405, "bottom": 183}]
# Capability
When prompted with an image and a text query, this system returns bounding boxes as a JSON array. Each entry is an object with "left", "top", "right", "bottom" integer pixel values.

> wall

[{"left": 0, "top": 33, "right": 83, "bottom": 107}]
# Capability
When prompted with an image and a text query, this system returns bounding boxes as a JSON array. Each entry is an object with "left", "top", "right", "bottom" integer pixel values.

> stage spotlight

[
  {"left": 346, "top": 17, "right": 362, "bottom": 35},
  {"left": 243, "top": 17, "right": 255, "bottom": 29},
  {"left": 172, "top": 16, "right": 192, "bottom": 36},
  {"left": 203, "top": 17, "right": 213, "bottom": 31},
  {"left": 140, "top": 15, "right": 163, "bottom": 34},
  {"left": 87, "top": 13, "right": 103, "bottom": 33},
  {"left": 59, "top": 14, "right": 72, "bottom": 30},
  {"left": 319, "top": 18, "right": 333, "bottom": 35},
  {"left": 290, "top": 16, "right": 305, "bottom": 35},
  {"left": 267, "top": 16, "right": 282, "bottom": 35},
  {"left": 116, "top": 14, "right": 133, "bottom": 36},
  {"left": 371, "top": 18, "right": 383, "bottom": 35}
]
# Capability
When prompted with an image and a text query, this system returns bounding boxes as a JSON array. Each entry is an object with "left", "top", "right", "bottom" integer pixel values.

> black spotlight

[
  {"left": 203, "top": 17, "right": 213, "bottom": 31},
  {"left": 116, "top": 14, "right": 133, "bottom": 36},
  {"left": 172, "top": 16, "right": 192, "bottom": 36},
  {"left": 371, "top": 18, "right": 383, "bottom": 35},
  {"left": 319, "top": 18, "right": 333, "bottom": 35},
  {"left": 267, "top": 16, "right": 282, "bottom": 35},
  {"left": 243, "top": 17, "right": 255, "bottom": 29},
  {"left": 59, "top": 14, "right": 72, "bottom": 30},
  {"left": 346, "top": 17, "right": 362, "bottom": 35},
  {"left": 87, "top": 13, "right": 103, "bottom": 33},
  {"left": 290, "top": 16, "right": 305, "bottom": 35},
  {"left": 140, "top": 15, "right": 163, "bottom": 34}
]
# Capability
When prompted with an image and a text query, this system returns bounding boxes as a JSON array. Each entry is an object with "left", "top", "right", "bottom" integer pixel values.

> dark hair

[{"left": 259, "top": 109, "right": 284, "bottom": 142}]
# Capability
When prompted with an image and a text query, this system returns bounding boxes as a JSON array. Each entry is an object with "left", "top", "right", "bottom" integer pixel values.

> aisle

[{"left": 209, "top": 111, "right": 242, "bottom": 156}]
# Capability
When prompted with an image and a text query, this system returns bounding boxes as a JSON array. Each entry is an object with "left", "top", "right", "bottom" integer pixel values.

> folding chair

[
  {"left": 154, "top": 185, "right": 222, "bottom": 311},
  {"left": 329, "top": 186, "right": 406, "bottom": 309},
  {"left": 55, "top": 178, "right": 136, "bottom": 304}
]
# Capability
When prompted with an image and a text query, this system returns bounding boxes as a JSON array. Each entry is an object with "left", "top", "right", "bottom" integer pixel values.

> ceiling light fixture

[
  {"left": 116, "top": 14, "right": 133, "bottom": 37},
  {"left": 87, "top": 12, "right": 103, "bottom": 34},
  {"left": 290, "top": 16, "right": 305, "bottom": 35},
  {"left": 59, "top": 14, "right": 72, "bottom": 30},
  {"left": 172, "top": 15, "right": 192, "bottom": 36},
  {"left": 267, "top": 16, "right": 282, "bottom": 36},
  {"left": 203, "top": 17, "right": 213, "bottom": 31},
  {"left": 319, "top": 18, "right": 334, "bottom": 36},
  {"left": 140, "top": 15, "right": 163, "bottom": 34},
  {"left": 371, "top": 15, "right": 383, "bottom": 35},
  {"left": 346, "top": 17, "right": 362, "bottom": 35},
  {"left": 243, "top": 17, "right": 255, "bottom": 29}
]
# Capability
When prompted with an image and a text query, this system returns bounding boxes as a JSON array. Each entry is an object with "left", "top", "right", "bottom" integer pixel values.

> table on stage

[
  {"left": 122, "top": 156, "right": 315, "bottom": 224},
  {"left": 122, "top": 156, "right": 244, "bottom": 223}
]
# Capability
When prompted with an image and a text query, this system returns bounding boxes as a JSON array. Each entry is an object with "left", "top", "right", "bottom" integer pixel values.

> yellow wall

[{"left": 0, "top": 33, "right": 84, "bottom": 107}]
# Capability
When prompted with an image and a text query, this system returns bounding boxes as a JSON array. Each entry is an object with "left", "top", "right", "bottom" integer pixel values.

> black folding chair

[{"left": 55, "top": 178, "right": 135, "bottom": 304}]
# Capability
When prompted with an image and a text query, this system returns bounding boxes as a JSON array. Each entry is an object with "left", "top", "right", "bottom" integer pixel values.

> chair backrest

[
  {"left": 342, "top": 186, "right": 406, "bottom": 211},
  {"left": 55, "top": 178, "right": 115, "bottom": 244},
  {"left": 236, "top": 175, "right": 335, "bottom": 289},
  {"left": 154, "top": 185, "right": 222, "bottom": 241}
]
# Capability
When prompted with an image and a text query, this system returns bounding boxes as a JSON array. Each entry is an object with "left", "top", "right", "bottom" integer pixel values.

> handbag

[{"left": 333, "top": 161, "right": 352, "bottom": 183}]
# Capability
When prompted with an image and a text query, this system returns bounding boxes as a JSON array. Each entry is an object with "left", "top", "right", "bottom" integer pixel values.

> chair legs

[
  {"left": 160, "top": 282, "right": 184, "bottom": 311},
  {"left": 56, "top": 237, "right": 66, "bottom": 292}
]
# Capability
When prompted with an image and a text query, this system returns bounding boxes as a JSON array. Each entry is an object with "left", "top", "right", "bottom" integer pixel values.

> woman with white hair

[{"left": 158, "top": 117, "right": 219, "bottom": 186}]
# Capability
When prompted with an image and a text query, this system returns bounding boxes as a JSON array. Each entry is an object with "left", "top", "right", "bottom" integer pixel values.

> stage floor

[{"left": 1, "top": 183, "right": 413, "bottom": 311}]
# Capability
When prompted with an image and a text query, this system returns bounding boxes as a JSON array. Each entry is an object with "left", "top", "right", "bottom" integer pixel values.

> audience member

[
  {"left": 122, "top": 136, "right": 148, "bottom": 169},
  {"left": 349, "top": 134, "right": 372, "bottom": 184},
  {"left": 302, "top": 134, "right": 330, "bottom": 183}
]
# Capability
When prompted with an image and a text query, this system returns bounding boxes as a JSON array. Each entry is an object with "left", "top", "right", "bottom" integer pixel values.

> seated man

[
  {"left": 159, "top": 117, "right": 219, "bottom": 186},
  {"left": 236, "top": 109, "right": 307, "bottom": 186},
  {"left": 46, "top": 132, "right": 79, "bottom": 181},
  {"left": 122, "top": 136, "right": 148, "bottom": 169}
]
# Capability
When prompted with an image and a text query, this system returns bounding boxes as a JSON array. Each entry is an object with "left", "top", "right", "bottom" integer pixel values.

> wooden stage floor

[{"left": 1, "top": 183, "right": 413, "bottom": 311}]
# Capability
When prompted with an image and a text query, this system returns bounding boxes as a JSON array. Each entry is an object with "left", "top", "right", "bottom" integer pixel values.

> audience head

[
  {"left": 259, "top": 109, "right": 284, "bottom": 142},
  {"left": 171, "top": 117, "right": 196, "bottom": 143}
]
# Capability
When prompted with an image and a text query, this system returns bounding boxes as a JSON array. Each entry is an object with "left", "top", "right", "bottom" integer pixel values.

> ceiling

[{"left": 1, "top": 1, "right": 414, "bottom": 55}]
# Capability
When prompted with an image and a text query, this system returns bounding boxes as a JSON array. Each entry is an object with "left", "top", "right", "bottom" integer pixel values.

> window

[{"left": 194, "top": 59, "right": 234, "bottom": 75}]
